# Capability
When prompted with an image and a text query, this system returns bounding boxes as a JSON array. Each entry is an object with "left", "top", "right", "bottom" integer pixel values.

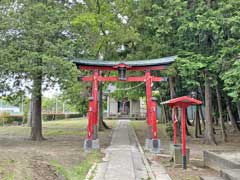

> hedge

[
  {"left": 0, "top": 113, "right": 82, "bottom": 124},
  {"left": 0, "top": 115, "right": 23, "bottom": 124},
  {"left": 42, "top": 113, "right": 82, "bottom": 121}
]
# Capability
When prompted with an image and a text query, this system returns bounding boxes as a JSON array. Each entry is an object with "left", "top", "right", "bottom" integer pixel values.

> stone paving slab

[
  {"left": 93, "top": 120, "right": 149, "bottom": 180},
  {"left": 93, "top": 120, "right": 172, "bottom": 180}
]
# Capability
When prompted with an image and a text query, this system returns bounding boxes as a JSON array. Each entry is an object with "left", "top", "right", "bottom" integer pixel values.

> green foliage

[
  {"left": 62, "top": 82, "right": 88, "bottom": 115},
  {"left": 0, "top": 1, "right": 78, "bottom": 96},
  {"left": 165, "top": 122, "right": 174, "bottom": 140},
  {"left": 42, "top": 113, "right": 82, "bottom": 121},
  {"left": 0, "top": 113, "right": 23, "bottom": 125},
  {"left": 1, "top": 0, "right": 239, "bottom": 126},
  {"left": 0, "top": 112, "right": 10, "bottom": 125},
  {"left": 222, "top": 60, "right": 240, "bottom": 100},
  {"left": 51, "top": 151, "right": 102, "bottom": 180}
]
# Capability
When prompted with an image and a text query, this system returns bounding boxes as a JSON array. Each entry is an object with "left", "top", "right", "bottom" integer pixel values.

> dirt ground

[
  {"left": 0, "top": 119, "right": 116, "bottom": 180},
  {"left": 131, "top": 121, "right": 240, "bottom": 180}
]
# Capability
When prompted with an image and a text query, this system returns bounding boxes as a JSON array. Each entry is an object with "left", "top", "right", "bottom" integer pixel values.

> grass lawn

[{"left": 0, "top": 119, "right": 116, "bottom": 180}]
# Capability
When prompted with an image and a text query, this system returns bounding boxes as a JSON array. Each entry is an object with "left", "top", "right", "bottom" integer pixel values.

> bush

[
  {"left": 0, "top": 113, "right": 23, "bottom": 125},
  {"left": 42, "top": 113, "right": 82, "bottom": 121},
  {"left": 65, "top": 113, "right": 82, "bottom": 119},
  {"left": 165, "top": 122, "right": 174, "bottom": 140},
  {"left": 42, "top": 113, "right": 64, "bottom": 121}
]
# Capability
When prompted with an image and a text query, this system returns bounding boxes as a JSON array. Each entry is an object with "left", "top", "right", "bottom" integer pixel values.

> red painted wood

[
  {"left": 79, "top": 65, "right": 166, "bottom": 71},
  {"left": 92, "top": 70, "right": 99, "bottom": 126},
  {"left": 181, "top": 107, "right": 187, "bottom": 156},
  {"left": 162, "top": 96, "right": 202, "bottom": 108},
  {"left": 82, "top": 76, "right": 165, "bottom": 82},
  {"left": 145, "top": 71, "right": 152, "bottom": 126},
  {"left": 151, "top": 101, "right": 158, "bottom": 139},
  {"left": 113, "top": 63, "right": 130, "bottom": 68},
  {"left": 87, "top": 70, "right": 99, "bottom": 140},
  {"left": 87, "top": 100, "right": 93, "bottom": 139}
]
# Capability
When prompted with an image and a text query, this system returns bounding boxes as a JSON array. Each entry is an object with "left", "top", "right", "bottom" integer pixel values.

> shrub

[
  {"left": 42, "top": 113, "right": 82, "bottom": 121},
  {"left": 165, "top": 122, "right": 174, "bottom": 140},
  {"left": 0, "top": 113, "right": 23, "bottom": 125}
]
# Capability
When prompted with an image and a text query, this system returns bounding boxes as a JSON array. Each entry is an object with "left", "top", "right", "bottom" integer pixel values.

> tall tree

[
  {"left": 0, "top": 1, "right": 78, "bottom": 140},
  {"left": 71, "top": 0, "right": 140, "bottom": 129}
]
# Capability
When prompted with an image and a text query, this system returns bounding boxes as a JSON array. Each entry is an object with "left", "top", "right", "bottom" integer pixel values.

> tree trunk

[
  {"left": 169, "top": 76, "right": 176, "bottom": 98},
  {"left": 160, "top": 95, "right": 168, "bottom": 124},
  {"left": 186, "top": 122, "right": 191, "bottom": 136},
  {"left": 236, "top": 101, "right": 240, "bottom": 121},
  {"left": 98, "top": 82, "right": 104, "bottom": 131},
  {"left": 187, "top": 113, "right": 193, "bottom": 126},
  {"left": 203, "top": 72, "right": 216, "bottom": 144},
  {"left": 216, "top": 84, "right": 227, "bottom": 142},
  {"left": 169, "top": 76, "right": 178, "bottom": 131},
  {"left": 226, "top": 97, "right": 239, "bottom": 132},
  {"left": 30, "top": 75, "right": 45, "bottom": 141},
  {"left": 198, "top": 108, "right": 202, "bottom": 135},
  {"left": 194, "top": 105, "right": 201, "bottom": 138},
  {"left": 98, "top": 82, "right": 110, "bottom": 131},
  {"left": 199, "top": 105, "right": 205, "bottom": 129},
  {"left": 27, "top": 99, "right": 33, "bottom": 127}
]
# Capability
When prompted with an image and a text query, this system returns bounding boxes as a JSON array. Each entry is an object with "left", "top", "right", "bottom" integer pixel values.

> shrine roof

[
  {"left": 161, "top": 96, "right": 202, "bottom": 108},
  {"left": 72, "top": 56, "right": 176, "bottom": 67}
]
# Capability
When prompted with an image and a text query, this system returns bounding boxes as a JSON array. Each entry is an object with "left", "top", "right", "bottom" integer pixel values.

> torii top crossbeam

[{"left": 72, "top": 56, "right": 176, "bottom": 71}]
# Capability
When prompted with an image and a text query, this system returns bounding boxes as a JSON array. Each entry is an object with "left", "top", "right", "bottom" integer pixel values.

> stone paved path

[{"left": 93, "top": 120, "right": 150, "bottom": 180}]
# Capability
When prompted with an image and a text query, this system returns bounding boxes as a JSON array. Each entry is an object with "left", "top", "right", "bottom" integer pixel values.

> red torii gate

[{"left": 73, "top": 56, "right": 176, "bottom": 152}]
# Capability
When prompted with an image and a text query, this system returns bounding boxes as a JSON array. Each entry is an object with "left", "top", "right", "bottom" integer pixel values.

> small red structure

[
  {"left": 73, "top": 56, "right": 176, "bottom": 152},
  {"left": 161, "top": 96, "right": 202, "bottom": 169}
]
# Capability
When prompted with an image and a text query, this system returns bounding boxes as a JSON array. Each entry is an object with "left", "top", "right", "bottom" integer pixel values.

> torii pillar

[
  {"left": 84, "top": 70, "right": 100, "bottom": 150},
  {"left": 145, "top": 70, "right": 160, "bottom": 153}
]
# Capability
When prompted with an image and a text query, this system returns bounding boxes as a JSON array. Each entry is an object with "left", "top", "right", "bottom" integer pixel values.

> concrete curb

[
  {"left": 85, "top": 162, "right": 97, "bottom": 180},
  {"left": 130, "top": 125, "right": 156, "bottom": 180}
]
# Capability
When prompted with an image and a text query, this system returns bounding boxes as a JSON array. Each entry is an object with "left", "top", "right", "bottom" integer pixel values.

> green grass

[
  {"left": 0, "top": 119, "right": 116, "bottom": 180},
  {"left": 50, "top": 151, "right": 102, "bottom": 180},
  {"left": 0, "top": 119, "right": 89, "bottom": 137},
  {"left": 0, "top": 119, "right": 116, "bottom": 137},
  {"left": 0, "top": 160, "right": 15, "bottom": 180},
  {"left": 131, "top": 120, "right": 169, "bottom": 138}
]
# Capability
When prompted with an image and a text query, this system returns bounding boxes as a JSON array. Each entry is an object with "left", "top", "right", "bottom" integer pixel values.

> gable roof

[
  {"left": 72, "top": 56, "right": 177, "bottom": 67},
  {"left": 161, "top": 96, "right": 202, "bottom": 108}
]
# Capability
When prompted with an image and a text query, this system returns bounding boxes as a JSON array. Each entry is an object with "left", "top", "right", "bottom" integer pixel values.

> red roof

[{"left": 161, "top": 96, "right": 202, "bottom": 108}]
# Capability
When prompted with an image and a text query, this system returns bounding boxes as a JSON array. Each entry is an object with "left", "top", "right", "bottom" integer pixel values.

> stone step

[
  {"left": 220, "top": 169, "right": 240, "bottom": 180},
  {"left": 200, "top": 176, "right": 224, "bottom": 180}
]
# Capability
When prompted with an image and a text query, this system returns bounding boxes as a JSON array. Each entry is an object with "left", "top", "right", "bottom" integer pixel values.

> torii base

[
  {"left": 145, "top": 138, "right": 161, "bottom": 154},
  {"left": 84, "top": 139, "right": 100, "bottom": 152}
]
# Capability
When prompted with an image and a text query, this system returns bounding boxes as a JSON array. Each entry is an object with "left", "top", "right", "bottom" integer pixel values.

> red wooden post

[
  {"left": 87, "top": 100, "right": 94, "bottom": 139},
  {"left": 145, "top": 70, "right": 153, "bottom": 139},
  {"left": 181, "top": 106, "right": 187, "bottom": 169},
  {"left": 145, "top": 70, "right": 152, "bottom": 125},
  {"left": 92, "top": 70, "right": 99, "bottom": 139},
  {"left": 151, "top": 100, "right": 158, "bottom": 139},
  {"left": 173, "top": 107, "right": 177, "bottom": 145}
]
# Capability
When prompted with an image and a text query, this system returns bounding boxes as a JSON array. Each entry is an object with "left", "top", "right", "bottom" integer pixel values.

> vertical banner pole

[{"left": 181, "top": 106, "right": 187, "bottom": 169}]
